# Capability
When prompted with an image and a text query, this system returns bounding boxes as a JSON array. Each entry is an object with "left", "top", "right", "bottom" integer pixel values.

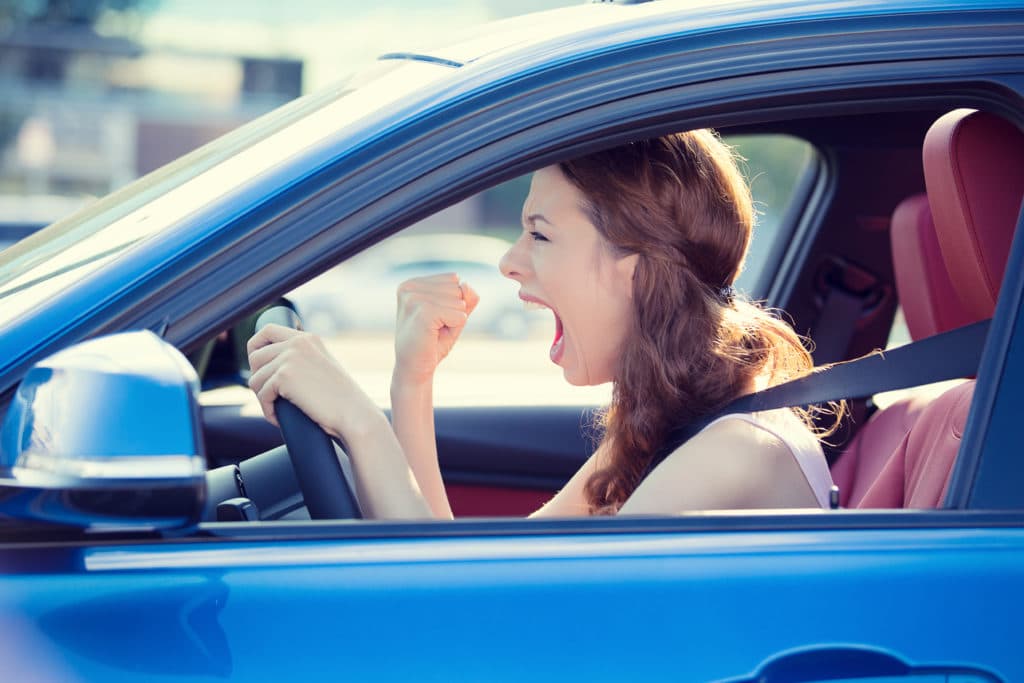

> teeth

[{"left": 523, "top": 300, "right": 548, "bottom": 311}]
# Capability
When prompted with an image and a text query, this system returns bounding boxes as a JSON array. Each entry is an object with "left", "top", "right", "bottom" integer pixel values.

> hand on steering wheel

[{"left": 249, "top": 307, "right": 362, "bottom": 519}]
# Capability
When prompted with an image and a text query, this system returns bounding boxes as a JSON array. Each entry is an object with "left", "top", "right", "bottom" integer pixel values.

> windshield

[{"left": 0, "top": 58, "right": 450, "bottom": 325}]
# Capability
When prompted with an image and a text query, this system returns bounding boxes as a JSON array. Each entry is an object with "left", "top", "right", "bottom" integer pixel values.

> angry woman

[{"left": 247, "top": 131, "right": 834, "bottom": 519}]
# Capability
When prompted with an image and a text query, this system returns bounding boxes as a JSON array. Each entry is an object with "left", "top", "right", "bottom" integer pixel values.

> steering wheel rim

[{"left": 254, "top": 306, "right": 363, "bottom": 520}]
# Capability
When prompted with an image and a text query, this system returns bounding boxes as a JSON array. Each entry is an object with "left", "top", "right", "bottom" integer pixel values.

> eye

[{"left": 529, "top": 230, "right": 549, "bottom": 242}]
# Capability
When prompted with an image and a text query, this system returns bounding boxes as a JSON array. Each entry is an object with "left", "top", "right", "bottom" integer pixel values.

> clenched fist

[{"left": 394, "top": 273, "right": 480, "bottom": 384}]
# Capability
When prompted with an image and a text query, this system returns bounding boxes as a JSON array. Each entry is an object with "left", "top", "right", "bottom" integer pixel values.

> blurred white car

[{"left": 289, "top": 233, "right": 538, "bottom": 338}]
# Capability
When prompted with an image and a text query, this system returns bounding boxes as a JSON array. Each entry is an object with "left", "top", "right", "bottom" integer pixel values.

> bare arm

[
  {"left": 389, "top": 374, "right": 452, "bottom": 518},
  {"left": 247, "top": 324, "right": 435, "bottom": 520},
  {"left": 246, "top": 274, "right": 484, "bottom": 520},
  {"left": 528, "top": 446, "right": 603, "bottom": 518},
  {"left": 388, "top": 274, "right": 480, "bottom": 518}
]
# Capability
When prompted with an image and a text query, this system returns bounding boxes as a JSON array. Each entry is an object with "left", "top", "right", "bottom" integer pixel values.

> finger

[
  {"left": 434, "top": 307, "right": 469, "bottom": 330},
  {"left": 247, "top": 358, "right": 276, "bottom": 395},
  {"left": 246, "top": 323, "right": 303, "bottom": 355},
  {"left": 400, "top": 292, "right": 469, "bottom": 317},
  {"left": 248, "top": 362, "right": 281, "bottom": 425},
  {"left": 460, "top": 281, "right": 481, "bottom": 316},
  {"left": 398, "top": 294, "right": 469, "bottom": 330},
  {"left": 397, "top": 274, "right": 464, "bottom": 297},
  {"left": 399, "top": 284, "right": 467, "bottom": 302},
  {"left": 248, "top": 341, "right": 283, "bottom": 375},
  {"left": 403, "top": 298, "right": 470, "bottom": 328},
  {"left": 250, "top": 329, "right": 328, "bottom": 374},
  {"left": 256, "top": 376, "right": 280, "bottom": 426}
]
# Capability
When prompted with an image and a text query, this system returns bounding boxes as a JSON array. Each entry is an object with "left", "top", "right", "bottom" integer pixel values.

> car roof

[{"left": 418, "top": 0, "right": 1024, "bottom": 66}]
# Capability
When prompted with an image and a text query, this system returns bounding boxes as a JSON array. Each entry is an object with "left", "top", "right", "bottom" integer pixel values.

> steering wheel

[{"left": 254, "top": 306, "right": 363, "bottom": 520}]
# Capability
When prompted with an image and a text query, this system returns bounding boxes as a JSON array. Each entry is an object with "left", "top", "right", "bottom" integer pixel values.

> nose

[{"left": 499, "top": 235, "right": 530, "bottom": 281}]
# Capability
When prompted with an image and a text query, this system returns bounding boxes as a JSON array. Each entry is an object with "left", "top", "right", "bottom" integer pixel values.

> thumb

[{"left": 460, "top": 281, "right": 481, "bottom": 316}]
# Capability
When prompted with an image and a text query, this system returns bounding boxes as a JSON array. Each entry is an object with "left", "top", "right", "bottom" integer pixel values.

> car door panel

[
  {"left": 202, "top": 403, "right": 283, "bottom": 468},
  {"left": 202, "top": 401, "right": 591, "bottom": 516},
  {"left": 3, "top": 521, "right": 1019, "bottom": 682},
  {"left": 435, "top": 405, "right": 593, "bottom": 516},
  {"left": 434, "top": 405, "right": 591, "bottom": 486}
]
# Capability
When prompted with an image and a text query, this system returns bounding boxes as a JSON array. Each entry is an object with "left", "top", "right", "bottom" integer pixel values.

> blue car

[{"left": 1, "top": 0, "right": 1022, "bottom": 680}]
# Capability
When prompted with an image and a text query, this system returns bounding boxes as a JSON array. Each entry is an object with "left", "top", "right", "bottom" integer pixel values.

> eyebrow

[{"left": 524, "top": 213, "right": 554, "bottom": 227}]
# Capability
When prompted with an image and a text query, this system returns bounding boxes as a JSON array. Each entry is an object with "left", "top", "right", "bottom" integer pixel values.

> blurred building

[
  {"left": 0, "top": 0, "right": 575, "bottom": 232},
  {"left": 0, "top": 21, "right": 301, "bottom": 202}
]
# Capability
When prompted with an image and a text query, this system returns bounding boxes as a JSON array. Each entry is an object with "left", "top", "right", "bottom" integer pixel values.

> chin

[
  {"left": 563, "top": 371, "right": 587, "bottom": 387},
  {"left": 562, "top": 365, "right": 612, "bottom": 387}
]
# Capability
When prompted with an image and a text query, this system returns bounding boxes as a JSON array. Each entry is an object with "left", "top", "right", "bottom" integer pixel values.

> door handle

[{"left": 717, "top": 646, "right": 1002, "bottom": 683}]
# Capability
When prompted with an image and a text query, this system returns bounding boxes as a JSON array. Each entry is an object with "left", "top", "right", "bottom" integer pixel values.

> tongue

[{"left": 550, "top": 313, "right": 564, "bottom": 363}]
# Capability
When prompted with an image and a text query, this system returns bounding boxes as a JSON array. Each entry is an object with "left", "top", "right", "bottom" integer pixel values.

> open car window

[{"left": 284, "top": 133, "right": 820, "bottom": 409}]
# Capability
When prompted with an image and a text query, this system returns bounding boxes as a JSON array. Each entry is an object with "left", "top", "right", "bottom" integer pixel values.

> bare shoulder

[{"left": 618, "top": 413, "right": 820, "bottom": 515}]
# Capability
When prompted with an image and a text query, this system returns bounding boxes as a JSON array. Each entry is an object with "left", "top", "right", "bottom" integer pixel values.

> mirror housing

[{"left": 0, "top": 331, "right": 206, "bottom": 530}]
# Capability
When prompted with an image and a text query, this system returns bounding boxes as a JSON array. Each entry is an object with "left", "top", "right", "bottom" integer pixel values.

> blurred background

[
  {"left": 0, "top": 0, "right": 815, "bottom": 406},
  {"left": 0, "top": 0, "right": 577, "bottom": 229}
]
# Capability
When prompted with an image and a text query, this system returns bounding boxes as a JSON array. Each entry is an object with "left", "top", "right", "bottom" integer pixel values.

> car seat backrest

[
  {"left": 831, "top": 193, "right": 974, "bottom": 506},
  {"left": 891, "top": 194, "right": 980, "bottom": 339},
  {"left": 925, "top": 109, "right": 1024, "bottom": 320},
  {"left": 854, "top": 109, "right": 1024, "bottom": 508}
]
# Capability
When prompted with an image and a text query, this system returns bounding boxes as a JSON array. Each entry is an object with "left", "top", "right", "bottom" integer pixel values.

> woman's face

[{"left": 499, "top": 166, "right": 638, "bottom": 386}]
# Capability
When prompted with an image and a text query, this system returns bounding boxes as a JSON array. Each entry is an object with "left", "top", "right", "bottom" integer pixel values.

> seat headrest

[
  {"left": 891, "top": 193, "right": 978, "bottom": 340},
  {"left": 923, "top": 109, "right": 1024, "bottom": 319}
]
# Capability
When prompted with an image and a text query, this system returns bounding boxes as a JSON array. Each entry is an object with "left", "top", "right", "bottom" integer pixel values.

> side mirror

[{"left": 0, "top": 331, "right": 206, "bottom": 530}]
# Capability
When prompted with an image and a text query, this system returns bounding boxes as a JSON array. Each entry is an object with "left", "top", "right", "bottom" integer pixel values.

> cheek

[
  {"left": 569, "top": 268, "right": 634, "bottom": 382},
  {"left": 590, "top": 297, "right": 633, "bottom": 361},
  {"left": 534, "top": 249, "right": 569, "bottom": 294}
]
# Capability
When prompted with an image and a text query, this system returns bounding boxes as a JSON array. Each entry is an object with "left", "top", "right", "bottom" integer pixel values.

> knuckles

[{"left": 396, "top": 288, "right": 470, "bottom": 317}]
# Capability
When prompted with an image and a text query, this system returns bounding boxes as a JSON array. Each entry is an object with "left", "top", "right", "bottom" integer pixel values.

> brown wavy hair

[{"left": 559, "top": 131, "right": 825, "bottom": 514}]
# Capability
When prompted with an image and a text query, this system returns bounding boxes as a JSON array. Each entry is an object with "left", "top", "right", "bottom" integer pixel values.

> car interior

[{"left": 197, "top": 104, "right": 1024, "bottom": 522}]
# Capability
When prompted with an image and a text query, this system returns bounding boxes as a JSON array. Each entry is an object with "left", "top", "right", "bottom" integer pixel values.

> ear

[{"left": 616, "top": 253, "right": 640, "bottom": 298}]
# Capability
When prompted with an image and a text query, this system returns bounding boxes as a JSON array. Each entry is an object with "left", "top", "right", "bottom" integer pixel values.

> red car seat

[
  {"left": 854, "top": 109, "right": 1024, "bottom": 508},
  {"left": 830, "top": 194, "right": 975, "bottom": 506}
]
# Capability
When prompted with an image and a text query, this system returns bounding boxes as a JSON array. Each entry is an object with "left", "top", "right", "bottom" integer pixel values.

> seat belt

[
  {"left": 652, "top": 317, "right": 991, "bottom": 467},
  {"left": 810, "top": 256, "right": 887, "bottom": 365},
  {"left": 810, "top": 287, "right": 865, "bottom": 365}
]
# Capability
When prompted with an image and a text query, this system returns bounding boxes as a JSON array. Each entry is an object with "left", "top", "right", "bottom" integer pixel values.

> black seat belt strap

[
  {"left": 652, "top": 318, "right": 990, "bottom": 468},
  {"left": 728, "top": 317, "right": 989, "bottom": 413},
  {"left": 811, "top": 287, "right": 865, "bottom": 365}
]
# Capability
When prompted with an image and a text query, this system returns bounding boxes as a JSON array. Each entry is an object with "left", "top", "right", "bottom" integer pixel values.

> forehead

[{"left": 523, "top": 165, "right": 587, "bottom": 220}]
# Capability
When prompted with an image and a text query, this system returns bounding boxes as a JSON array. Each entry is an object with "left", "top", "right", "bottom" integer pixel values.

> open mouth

[{"left": 521, "top": 295, "right": 565, "bottom": 364}]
